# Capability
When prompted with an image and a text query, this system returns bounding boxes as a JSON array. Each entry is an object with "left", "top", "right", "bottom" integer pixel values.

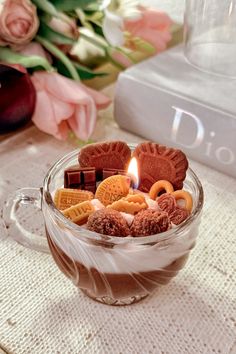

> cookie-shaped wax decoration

[
  {"left": 172, "top": 190, "right": 193, "bottom": 212},
  {"left": 169, "top": 207, "right": 190, "bottom": 225},
  {"left": 62, "top": 201, "right": 95, "bottom": 225},
  {"left": 157, "top": 193, "right": 177, "bottom": 214},
  {"left": 54, "top": 188, "right": 94, "bottom": 210},
  {"left": 78, "top": 141, "right": 131, "bottom": 173},
  {"left": 133, "top": 142, "right": 188, "bottom": 192},
  {"left": 149, "top": 180, "right": 174, "bottom": 200},
  {"left": 130, "top": 209, "right": 171, "bottom": 236},
  {"left": 87, "top": 209, "right": 130, "bottom": 237},
  {"left": 95, "top": 175, "right": 130, "bottom": 206},
  {"left": 107, "top": 194, "right": 147, "bottom": 215}
]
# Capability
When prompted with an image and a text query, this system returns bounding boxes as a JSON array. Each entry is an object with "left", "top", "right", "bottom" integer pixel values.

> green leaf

[
  {"left": 0, "top": 47, "right": 53, "bottom": 71},
  {"left": 55, "top": 59, "right": 107, "bottom": 80},
  {"left": 50, "top": 0, "right": 96, "bottom": 11},
  {"left": 32, "top": 0, "right": 61, "bottom": 17},
  {"left": 74, "top": 62, "right": 107, "bottom": 80},
  {"left": 38, "top": 21, "right": 75, "bottom": 45},
  {"left": 36, "top": 35, "right": 80, "bottom": 81}
]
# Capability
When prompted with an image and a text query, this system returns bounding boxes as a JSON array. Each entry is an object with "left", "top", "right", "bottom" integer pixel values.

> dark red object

[
  {"left": 64, "top": 166, "right": 96, "bottom": 193},
  {"left": 0, "top": 64, "right": 36, "bottom": 134}
]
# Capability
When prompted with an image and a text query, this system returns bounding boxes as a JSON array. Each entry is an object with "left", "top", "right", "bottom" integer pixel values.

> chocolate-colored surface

[
  {"left": 46, "top": 229, "right": 189, "bottom": 300},
  {"left": 78, "top": 141, "right": 131, "bottom": 172},
  {"left": 130, "top": 209, "right": 171, "bottom": 236},
  {"left": 87, "top": 209, "right": 130, "bottom": 237},
  {"left": 170, "top": 207, "right": 190, "bottom": 225},
  {"left": 102, "top": 168, "right": 127, "bottom": 180},
  {"left": 157, "top": 193, "right": 177, "bottom": 214},
  {"left": 133, "top": 142, "right": 188, "bottom": 192},
  {"left": 64, "top": 166, "right": 96, "bottom": 192}
]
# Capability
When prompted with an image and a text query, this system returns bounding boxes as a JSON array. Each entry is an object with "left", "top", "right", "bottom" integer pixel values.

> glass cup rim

[{"left": 43, "top": 144, "right": 204, "bottom": 245}]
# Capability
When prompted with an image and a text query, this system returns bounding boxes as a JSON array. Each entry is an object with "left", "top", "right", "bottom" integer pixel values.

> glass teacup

[{"left": 3, "top": 144, "right": 204, "bottom": 305}]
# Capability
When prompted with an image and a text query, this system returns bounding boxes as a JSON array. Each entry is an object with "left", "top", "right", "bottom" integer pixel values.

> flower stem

[
  {"left": 79, "top": 31, "right": 128, "bottom": 70},
  {"left": 36, "top": 35, "right": 80, "bottom": 81},
  {"left": 79, "top": 31, "right": 108, "bottom": 50},
  {"left": 0, "top": 47, "right": 53, "bottom": 71},
  {"left": 105, "top": 49, "right": 126, "bottom": 70}
]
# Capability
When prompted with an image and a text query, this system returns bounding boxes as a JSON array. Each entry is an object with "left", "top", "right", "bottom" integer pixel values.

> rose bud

[{"left": 0, "top": 64, "right": 36, "bottom": 133}]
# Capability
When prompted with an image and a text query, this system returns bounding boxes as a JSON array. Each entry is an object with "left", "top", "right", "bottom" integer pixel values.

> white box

[{"left": 114, "top": 45, "right": 236, "bottom": 178}]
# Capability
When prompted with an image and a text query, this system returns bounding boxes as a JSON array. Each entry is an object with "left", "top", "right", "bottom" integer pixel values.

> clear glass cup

[
  {"left": 184, "top": 0, "right": 236, "bottom": 77},
  {"left": 3, "top": 145, "right": 204, "bottom": 306}
]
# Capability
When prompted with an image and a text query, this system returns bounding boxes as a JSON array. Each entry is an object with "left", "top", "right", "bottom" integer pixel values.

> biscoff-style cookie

[
  {"left": 54, "top": 188, "right": 94, "bottom": 210},
  {"left": 133, "top": 142, "right": 188, "bottom": 192},
  {"left": 62, "top": 200, "right": 95, "bottom": 225},
  {"left": 95, "top": 175, "right": 130, "bottom": 206},
  {"left": 107, "top": 194, "right": 147, "bottom": 215},
  {"left": 87, "top": 209, "right": 130, "bottom": 237},
  {"left": 78, "top": 141, "right": 131, "bottom": 173}
]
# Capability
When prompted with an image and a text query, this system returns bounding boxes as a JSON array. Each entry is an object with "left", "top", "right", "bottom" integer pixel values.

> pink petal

[
  {"left": 68, "top": 97, "right": 97, "bottom": 141},
  {"left": 19, "top": 42, "right": 49, "bottom": 60},
  {"left": 108, "top": 49, "right": 133, "bottom": 68},
  {"left": 33, "top": 72, "right": 91, "bottom": 104},
  {"left": 82, "top": 86, "right": 111, "bottom": 110},
  {"left": 32, "top": 90, "right": 69, "bottom": 140},
  {"left": 141, "top": 8, "right": 172, "bottom": 28},
  {"left": 50, "top": 95, "right": 74, "bottom": 124},
  {"left": 31, "top": 71, "right": 110, "bottom": 140}
]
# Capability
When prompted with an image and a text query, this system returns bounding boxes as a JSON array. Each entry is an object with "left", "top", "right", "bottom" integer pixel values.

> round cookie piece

[
  {"left": 78, "top": 141, "right": 131, "bottom": 171},
  {"left": 87, "top": 209, "right": 130, "bottom": 237},
  {"left": 130, "top": 209, "right": 171, "bottom": 237},
  {"left": 133, "top": 142, "right": 188, "bottom": 192},
  {"left": 95, "top": 175, "right": 130, "bottom": 206}
]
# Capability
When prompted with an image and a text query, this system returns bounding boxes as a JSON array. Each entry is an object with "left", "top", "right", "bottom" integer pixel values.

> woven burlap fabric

[
  {"left": 1, "top": 0, "right": 236, "bottom": 350},
  {"left": 0, "top": 91, "right": 236, "bottom": 354}
]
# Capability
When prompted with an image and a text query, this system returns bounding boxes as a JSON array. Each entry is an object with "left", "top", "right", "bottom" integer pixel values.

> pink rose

[
  {"left": 0, "top": 0, "right": 39, "bottom": 48},
  {"left": 31, "top": 71, "right": 111, "bottom": 141},
  {"left": 124, "top": 7, "right": 172, "bottom": 53}
]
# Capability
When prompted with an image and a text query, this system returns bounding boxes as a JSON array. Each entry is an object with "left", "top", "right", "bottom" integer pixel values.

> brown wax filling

[{"left": 46, "top": 229, "right": 189, "bottom": 300}]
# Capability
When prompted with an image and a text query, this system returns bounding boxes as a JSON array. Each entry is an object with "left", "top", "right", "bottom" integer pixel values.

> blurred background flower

[
  {"left": 31, "top": 71, "right": 111, "bottom": 141},
  {"left": 124, "top": 6, "right": 172, "bottom": 53},
  {"left": 0, "top": 0, "right": 173, "bottom": 140},
  {"left": 0, "top": 0, "right": 39, "bottom": 48},
  {"left": 102, "top": 0, "right": 141, "bottom": 46}
]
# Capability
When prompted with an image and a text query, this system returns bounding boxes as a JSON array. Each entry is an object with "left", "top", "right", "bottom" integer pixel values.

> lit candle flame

[{"left": 127, "top": 157, "right": 139, "bottom": 189}]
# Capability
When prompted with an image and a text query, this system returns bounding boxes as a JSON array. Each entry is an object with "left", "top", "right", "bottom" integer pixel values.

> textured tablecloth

[{"left": 0, "top": 83, "right": 236, "bottom": 354}]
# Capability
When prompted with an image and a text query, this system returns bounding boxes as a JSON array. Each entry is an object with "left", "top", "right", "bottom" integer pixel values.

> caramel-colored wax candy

[
  {"left": 54, "top": 188, "right": 94, "bottom": 210},
  {"left": 107, "top": 194, "right": 147, "bottom": 215},
  {"left": 95, "top": 175, "right": 130, "bottom": 206},
  {"left": 62, "top": 201, "right": 95, "bottom": 225}
]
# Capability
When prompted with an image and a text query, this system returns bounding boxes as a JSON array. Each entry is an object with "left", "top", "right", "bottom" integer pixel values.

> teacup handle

[{"left": 2, "top": 187, "right": 49, "bottom": 253}]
